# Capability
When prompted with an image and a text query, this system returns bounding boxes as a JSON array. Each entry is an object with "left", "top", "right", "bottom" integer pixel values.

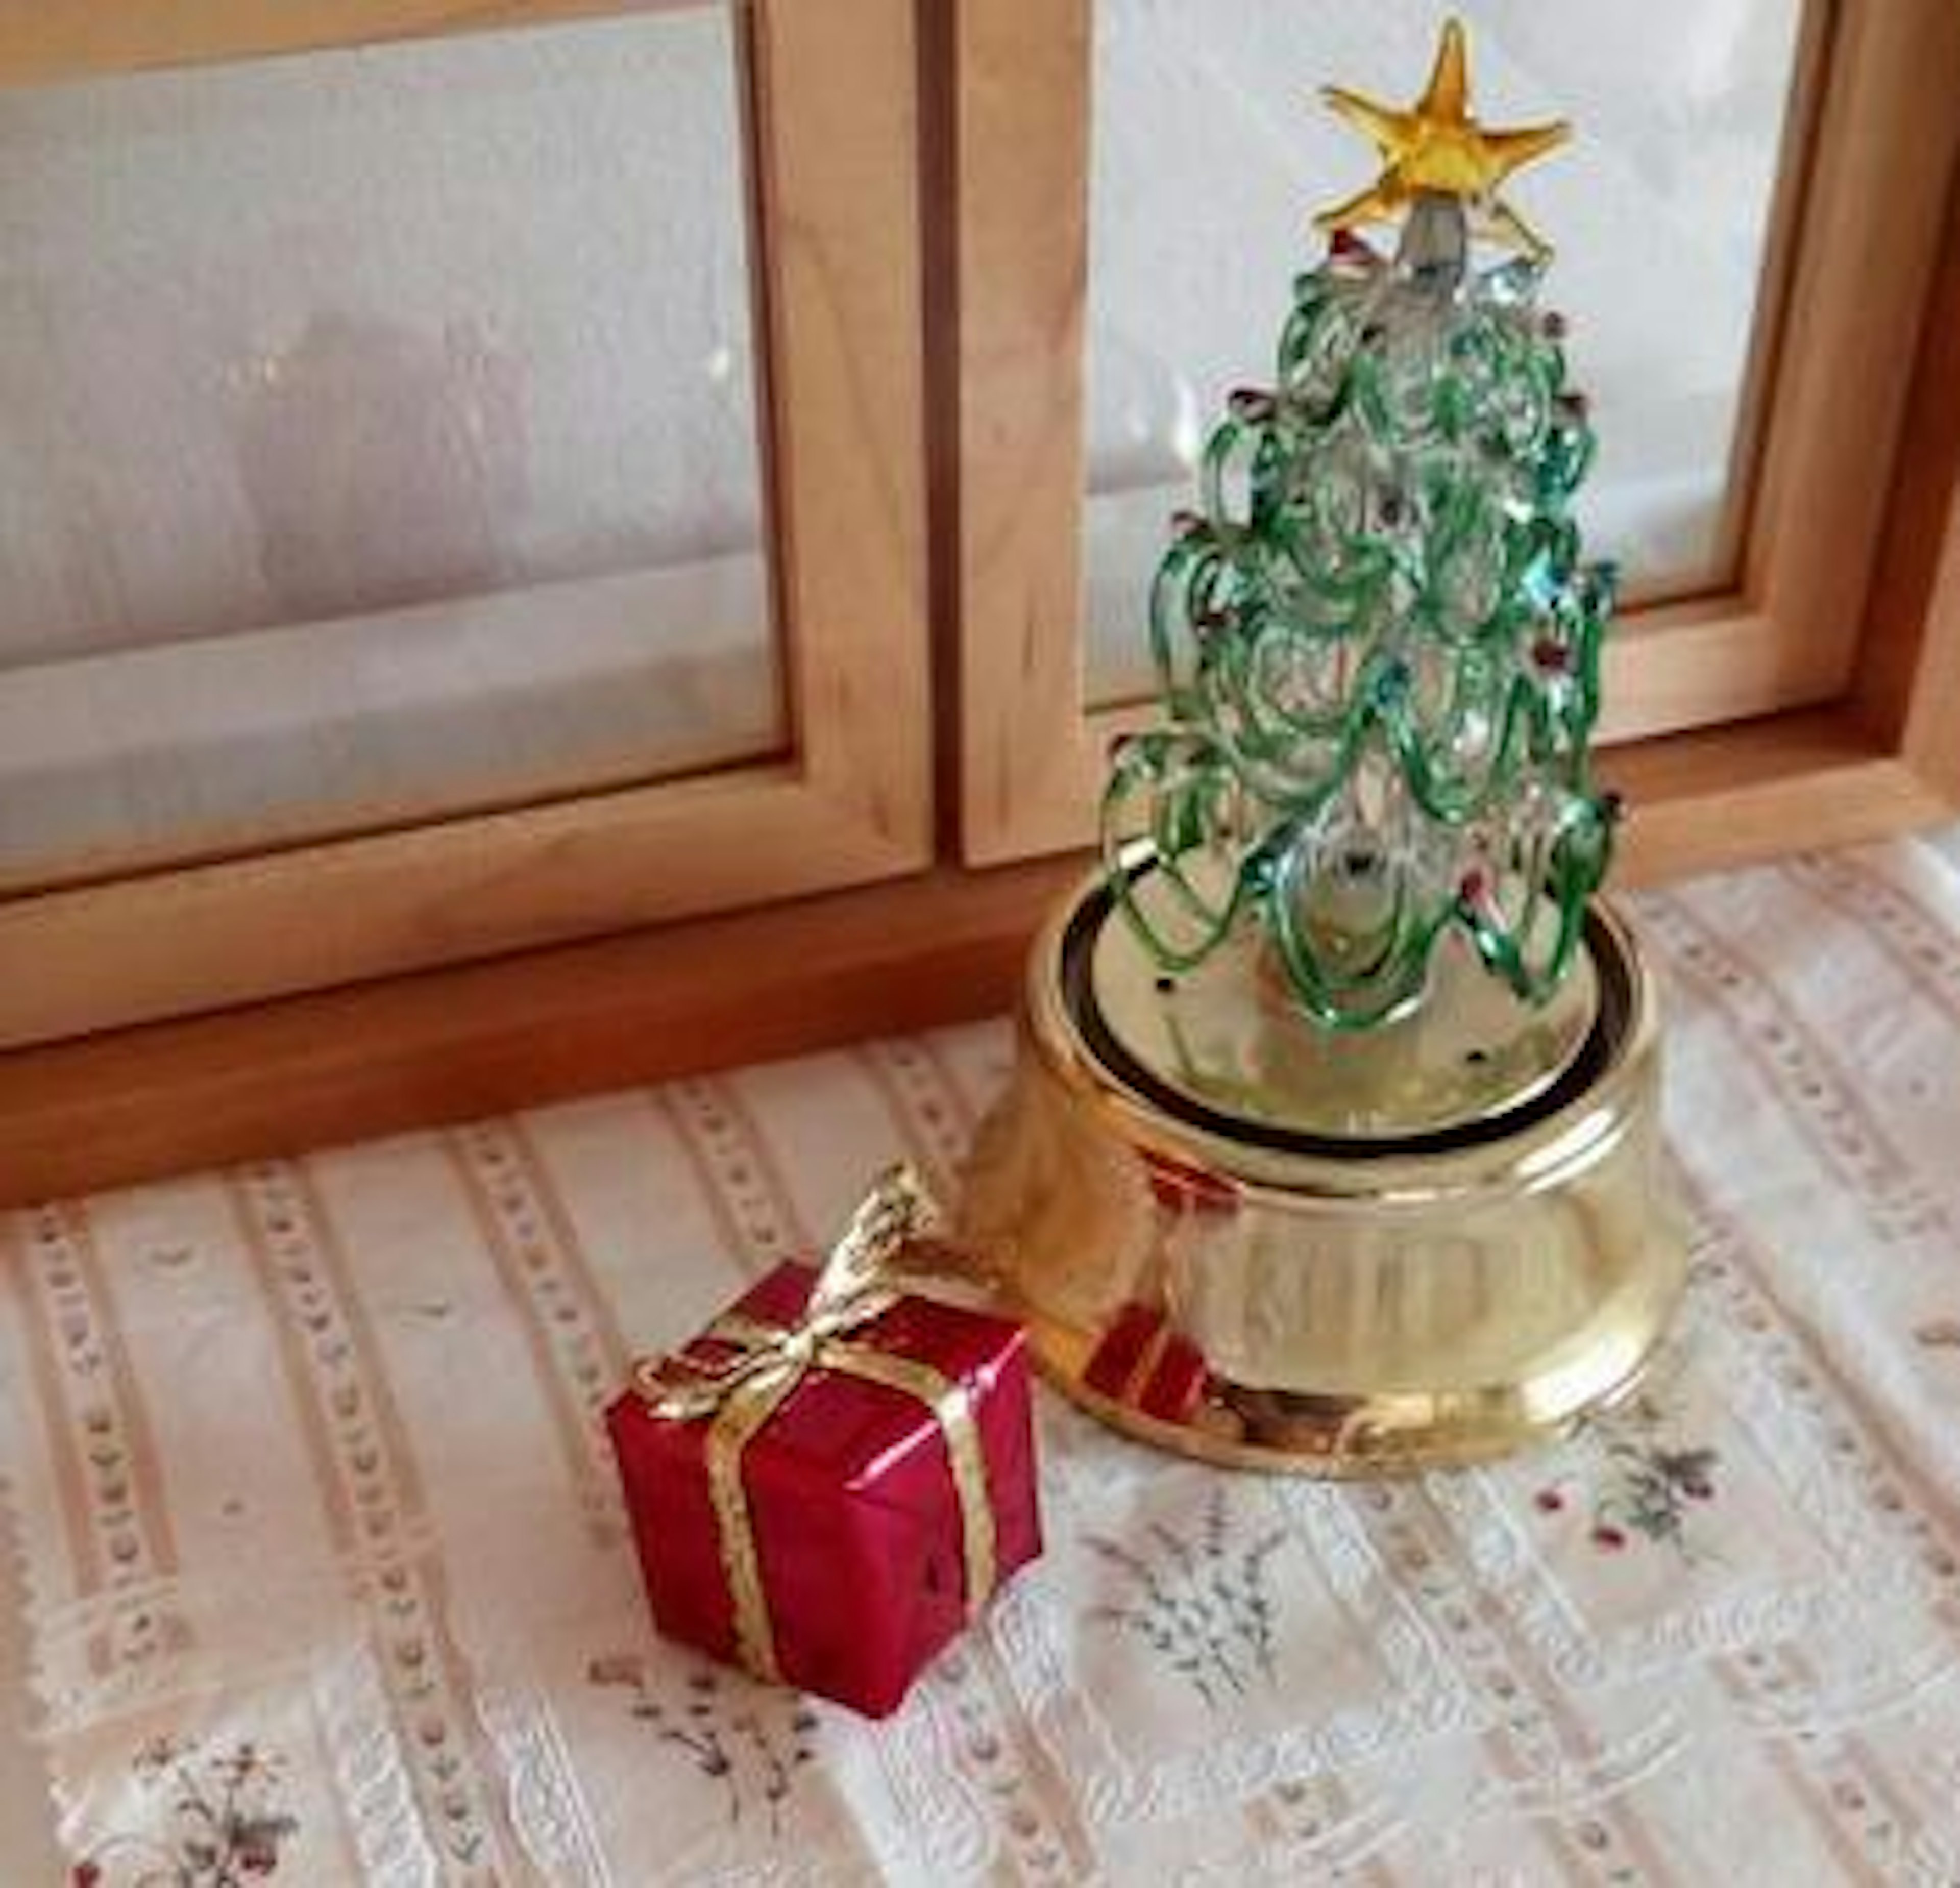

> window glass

[{"left": 0, "top": 4, "right": 777, "bottom": 885}]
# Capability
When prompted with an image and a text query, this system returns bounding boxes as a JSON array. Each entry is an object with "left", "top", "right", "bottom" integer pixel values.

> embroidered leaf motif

[
  {"left": 590, "top": 1654, "right": 819, "bottom": 1835},
  {"left": 1084, "top": 1483, "right": 1287, "bottom": 1708}
]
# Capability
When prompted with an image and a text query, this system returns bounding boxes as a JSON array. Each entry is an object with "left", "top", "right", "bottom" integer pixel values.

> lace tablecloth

[{"left": 7, "top": 840, "right": 1960, "bottom": 1886}]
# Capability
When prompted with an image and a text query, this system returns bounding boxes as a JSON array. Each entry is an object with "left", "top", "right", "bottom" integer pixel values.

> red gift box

[{"left": 606, "top": 1180, "right": 1040, "bottom": 1719}]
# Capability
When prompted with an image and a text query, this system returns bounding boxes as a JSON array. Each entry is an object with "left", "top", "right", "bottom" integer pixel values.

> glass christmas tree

[
  {"left": 963, "top": 19, "right": 1687, "bottom": 1476},
  {"left": 1104, "top": 19, "right": 1619, "bottom": 1032}
]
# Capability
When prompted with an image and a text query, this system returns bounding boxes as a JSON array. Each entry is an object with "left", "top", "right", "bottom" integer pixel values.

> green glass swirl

[{"left": 1103, "top": 223, "right": 1618, "bottom": 1031}]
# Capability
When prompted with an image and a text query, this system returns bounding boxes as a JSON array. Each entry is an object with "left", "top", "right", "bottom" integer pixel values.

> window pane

[
  {"left": 1085, "top": 0, "right": 1808, "bottom": 706},
  {"left": 0, "top": 4, "right": 777, "bottom": 886}
]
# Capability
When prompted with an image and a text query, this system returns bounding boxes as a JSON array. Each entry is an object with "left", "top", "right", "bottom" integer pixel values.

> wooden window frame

[
  {"left": 953, "top": 0, "right": 1960, "bottom": 879},
  {"left": 0, "top": 0, "right": 934, "bottom": 1047},
  {"left": 1, "top": 0, "right": 1958, "bottom": 1202}
]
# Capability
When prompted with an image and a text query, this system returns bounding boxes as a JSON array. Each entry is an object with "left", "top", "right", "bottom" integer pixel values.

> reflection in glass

[
  {"left": 1086, "top": 0, "right": 1806, "bottom": 706},
  {"left": 0, "top": 5, "right": 776, "bottom": 884}
]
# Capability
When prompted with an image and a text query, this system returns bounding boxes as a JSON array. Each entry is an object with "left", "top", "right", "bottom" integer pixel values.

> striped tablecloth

[{"left": 7, "top": 838, "right": 1960, "bottom": 1886}]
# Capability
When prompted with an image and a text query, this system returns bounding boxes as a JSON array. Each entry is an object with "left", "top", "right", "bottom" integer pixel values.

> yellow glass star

[{"left": 1314, "top": 18, "right": 1569, "bottom": 259}]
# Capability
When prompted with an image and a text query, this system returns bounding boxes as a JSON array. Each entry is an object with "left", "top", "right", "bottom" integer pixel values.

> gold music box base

[{"left": 957, "top": 861, "right": 1687, "bottom": 1475}]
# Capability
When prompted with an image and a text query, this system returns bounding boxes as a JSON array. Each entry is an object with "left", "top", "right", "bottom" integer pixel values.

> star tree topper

[{"left": 1315, "top": 18, "right": 1569, "bottom": 258}]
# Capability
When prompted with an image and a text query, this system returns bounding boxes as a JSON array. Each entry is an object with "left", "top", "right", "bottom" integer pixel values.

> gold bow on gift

[{"left": 631, "top": 1164, "right": 998, "bottom": 1685}]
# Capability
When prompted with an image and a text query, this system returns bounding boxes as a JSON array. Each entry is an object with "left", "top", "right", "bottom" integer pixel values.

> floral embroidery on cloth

[
  {"left": 588, "top": 1654, "right": 819, "bottom": 1833},
  {"left": 1083, "top": 1483, "right": 1287, "bottom": 1707},
  {"left": 7, "top": 837, "right": 1960, "bottom": 1883},
  {"left": 70, "top": 1738, "right": 299, "bottom": 1885},
  {"left": 1534, "top": 1391, "right": 1721, "bottom": 1557}
]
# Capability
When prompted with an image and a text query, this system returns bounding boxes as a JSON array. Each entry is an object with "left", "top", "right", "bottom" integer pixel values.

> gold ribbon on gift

[{"left": 630, "top": 1164, "right": 1000, "bottom": 1686}]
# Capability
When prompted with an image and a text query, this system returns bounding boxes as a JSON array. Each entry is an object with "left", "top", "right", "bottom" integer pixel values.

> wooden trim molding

[
  {"left": 1856, "top": 150, "right": 1960, "bottom": 811},
  {"left": 0, "top": 1, "right": 710, "bottom": 87},
  {"left": 953, "top": 0, "right": 1960, "bottom": 865},
  {"left": 954, "top": 0, "right": 1092, "bottom": 867},
  {"left": 1743, "top": 0, "right": 1960, "bottom": 705},
  {"left": 0, "top": 0, "right": 933, "bottom": 1047},
  {"left": 0, "top": 767, "right": 913, "bottom": 1047},
  {"left": 0, "top": 698, "right": 1949, "bottom": 1207}
]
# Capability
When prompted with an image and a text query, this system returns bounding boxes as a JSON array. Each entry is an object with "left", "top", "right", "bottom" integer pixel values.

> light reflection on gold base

[{"left": 957, "top": 867, "right": 1687, "bottom": 1475}]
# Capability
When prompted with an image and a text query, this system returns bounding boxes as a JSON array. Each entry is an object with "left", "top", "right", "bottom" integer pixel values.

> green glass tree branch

[{"left": 1104, "top": 192, "right": 1619, "bottom": 1031}]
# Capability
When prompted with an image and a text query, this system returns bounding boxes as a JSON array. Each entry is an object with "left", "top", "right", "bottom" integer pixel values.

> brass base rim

[
  {"left": 1024, "top": 1313, "right": 1668, "bottom": 1476},
  {"left": 958, "top": 870, "right": 1689, "bottom": 1476}
]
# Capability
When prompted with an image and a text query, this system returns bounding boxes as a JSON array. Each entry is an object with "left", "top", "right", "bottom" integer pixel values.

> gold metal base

[{"left": 957, "top": 864, "right": 1687, "bottom": 1474}]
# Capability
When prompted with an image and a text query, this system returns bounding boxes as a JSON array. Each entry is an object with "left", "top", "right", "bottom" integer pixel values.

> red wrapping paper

[
  {"left": 606, "top": 1262, "right": 1041, "bottom": 1719},
  {"left": 1083, "top": 1301, "right": 1209, "bottom": 1422}
]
